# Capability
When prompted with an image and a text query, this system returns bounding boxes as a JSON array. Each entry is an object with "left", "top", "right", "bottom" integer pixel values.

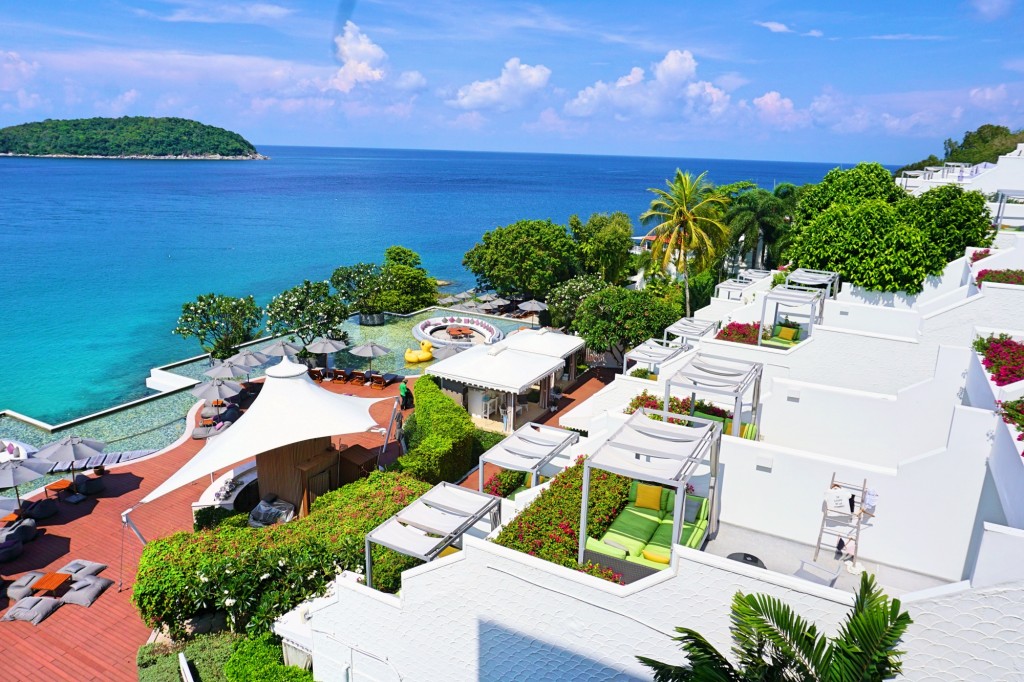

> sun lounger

[
  {"left": 56, "top": 559, "right": 107, "bottom": 580},
  {"left": 308, "top": 369, "right": 324, "bottom": 383},
  {"left": 382, "top": 373, "right": 402, "bottom": 387},
  {"left": 0, "top": 539, "right": 23, "bottom": 563},
  {"left": 370, "top": 374, "right": 387, "bottom": 390},
  {"left": 60, "top": 575, "right": 113, "bottom": 607},
  {"left": 192, "top": 420, "right": 233, "bottom": 440},
  {"left": 6, "top": 571, "right": 44, "bottom": 600},
  {"left": 1, "top": 596, "right": 61, "bottom": 625},
  {"left": 74, "top": 474, "right": 105, "bottom": 496},
  {"left": 332, "top": 368, "right": 351, "bottom": 384}
]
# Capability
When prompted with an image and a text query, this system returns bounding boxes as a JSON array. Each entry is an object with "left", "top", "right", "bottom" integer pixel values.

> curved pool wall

[
  {"left": 411, "top": 315, "right": 506, "bottom": 347},
  {"left": 0, "top": 307, "right": 523, "bottom": 496}
]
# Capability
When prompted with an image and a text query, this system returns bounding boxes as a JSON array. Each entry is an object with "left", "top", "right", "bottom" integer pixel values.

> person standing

[{"left": 399, "top": 379, "right": 411, "bottom": 410}]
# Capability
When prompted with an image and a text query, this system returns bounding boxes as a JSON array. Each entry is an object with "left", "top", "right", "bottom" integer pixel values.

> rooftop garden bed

[
  {"left": 976, "top": 268, "right": 1024, "bottom": 288},
  {"left": 483, "top": 469, "right": 528, "bottom": 498},
  {"left": 970, "top": 248, "right": 992, "bottom": 264},
  {"left": 494, "top": 458, "right": 629, "bottom": 584},
  {"left": 625, "top": 390, "right": 732, "bottom": 423},
  {"left": 715, "top": 321, "right": 760, "bottom": 345},
  {"left": 998, "top": 399, "right": 1024, "bottom": 443},
  {"left": 973, "top": 334, "right": 1024, "bottom": 386}
]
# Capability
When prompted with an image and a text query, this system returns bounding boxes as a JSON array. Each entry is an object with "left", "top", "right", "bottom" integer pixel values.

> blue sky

[{"left": 1, "top": 0, "right": 1022, "bottom": 162}]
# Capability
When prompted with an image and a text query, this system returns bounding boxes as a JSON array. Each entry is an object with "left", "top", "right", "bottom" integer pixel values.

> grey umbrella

[
  {"left": 518, "top": 299, "right": 548, "bottom": 312},
  {"left": 35, "top": 436, "right": 106, "bottom": 495},
  {"left": 477, "top": 293, "right": 496, "bottom": 302},
  {"left": 454, "top": 291, "right": 473, "bottom": 300},
  {"left": 461, "top": 300, "right": 480, "bottom": 309},
  {"left": 491, "top": 297, "right": 510, "bottom": 306},
  {"left": 261, "top": 339, "right": 303, "bottom": 357},
  {"left": 191, "top": 378, "right": 243, "bottom": 401},
  {"left": 348, "top": 341, "right": 392, "bottom": 371},
  {"left": 438, "top": 296, "right": 458, "bottom": 305},
  {"left": 431, "top": 344, "right": 464, "bottom": 360},
  {"left": 305, "top": 337, "right": 348, "bottom": 355},
  {"left": 204, "top": 361, "right": 249, "bottom": 379},
  {"left": 228, "top": 349, "right": 269, "bottom": 368},
  {"left": 479, "top": 301, "right": 498, "bottom": 311},
  {"left": 0, "top": 459, "right": 52, "bottom": 510}
]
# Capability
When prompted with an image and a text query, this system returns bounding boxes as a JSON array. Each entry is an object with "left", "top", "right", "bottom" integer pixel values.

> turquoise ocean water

[{"left": 0, "top": 146, "right": 843, "bottom": 423}]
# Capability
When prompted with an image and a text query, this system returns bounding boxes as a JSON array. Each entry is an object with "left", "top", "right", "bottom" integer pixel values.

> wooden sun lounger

[
  {"left": 332, "top": 368, "right": 352, "bottom": 384},
  {"left": 370, "top": 374, "right": 387, "bottom": 390}
]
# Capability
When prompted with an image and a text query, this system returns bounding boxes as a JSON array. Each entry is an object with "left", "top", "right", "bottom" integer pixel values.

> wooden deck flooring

[{"left": 0, "top": 375, "right": 407, "bottom": 681}]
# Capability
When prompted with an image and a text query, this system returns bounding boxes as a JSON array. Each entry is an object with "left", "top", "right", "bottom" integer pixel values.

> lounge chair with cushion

[
  {"left": 0, "top": 539, "right": 23, "bottom": 563},
  {"left": 370, "top": 374, "right": 387, "bottom": 390},
  {"left": 60, "top": 575, "right": 113, "bottom": 607},
  {"left": 382, "top": 373, "right": 402, "bottom": 387},
  {"left": 192, "top": 420, "right": 233, "bottom": 440},
  {"left": 762, "top": 324, "right": 801, "bottom": 349},
  {"left": 6, "top": 571, "right": 44, "bottom": 601},
  {"left": 56, "top": 559, "right": 107, "bottom": 580},
  {"left": 2, "top": 596, "right": 61, "bottom": 625},
  {"left": 332, "top": 369, "right": 352, "bottom": 384},
  {"left": 74, "top": 474, "right": 105, "bottom": 496},
  {"left": 691, "top": 411, "right": 759, "bottom": 440},
  {"left": 200, "top": 399, "right": 227, "bottom": 419},
  {"left": 247, "top": 495, "right": 296, "bottom": 528},
  {"left": 20, "top": 497, "right": 58, "bottom": 521},
  {"left": 0, "top": 518, "right": 37, "bottom": 544}
]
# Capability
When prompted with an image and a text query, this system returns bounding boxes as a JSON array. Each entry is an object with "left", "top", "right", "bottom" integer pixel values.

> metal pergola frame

[
  {"left": 577, "top": 408, "right": 723, "bottom": 564},
  {"left": 714, "top": 278, "right": 753, "bottom": 301},
  {"left": 364, "top": 482, "right": 501, "bottom": 589},
  {"left": 993, "top": 188, "right": 1024, "bottom": 228},
  {"left": 623, "top": 338, "right": 691, "bottom": 375},
  {"left": 785, "top": 268, "right": 840, "bottom": 299},
  {"left": 663, "top": 317, "right": 719, "bottom": 347},
  {"left": 758, "top": 285, "right": 825, "bottom": 346},
  {"left": 663, "top": 352, "right": 763, "bottom": 438},
  {"left": 478, "top": 422, "right": 579, "bottom": 490}
]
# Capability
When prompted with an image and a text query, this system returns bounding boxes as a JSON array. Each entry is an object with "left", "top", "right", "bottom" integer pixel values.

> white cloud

[
  {"left": 95, "top": 88, "right": 139, "bottom": 116},
  {"left": 395, "top": 70, "right": 427, "bottom": 91},
  {"left": 0, "top": 51, "right": 38, "bottom": 92},
  {"left": 447, "top": 58, "right": 551, "bottom": 111},
  {"left": 328, "top": 21, "right": 387, "bottom": 93},
  {"left": 971, "top": 0, "right": 1014, "bottom": 20},
  {"left": 755, "top": 21, "right": 792, "bottom": 33},
  {"left": 1, "top": 88, "right": 45, "bottom": 113},
  {"left": 969, "top": 84, "right": 1008, "bottom": 108},
  {"left": 714, "top": 72, "right": 749, "bottom": 92},
  {"left": 752, "top": 91, "right": 809, "bottom": 130},
  {"left": 156, "top": 2, "right": 293, "bottom": 24},
  {"left": 804, "top": 29, "right": 824, "bottom": 38},
  {"left": 251, "top": 96, "right": 335, "bottom": 115},
  {"left": 523, "top": 107, "right": 577, "bottom": 135}
]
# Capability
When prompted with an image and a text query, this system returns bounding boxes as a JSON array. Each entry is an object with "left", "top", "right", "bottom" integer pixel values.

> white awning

[
  {"left": 502, "top": 328, "right": 585, "bottom": 359},
  {"left": 139, "top": 358, "right": 385, "bottom": 504},
  {"left": 479, "top": 423, "right": 578, "bottom": 483},
  {"left": 664, "top": 318, "right": 717, "bottom": 342},
  {"left": 625, "top": 339, "right": 689, "bottom": 367},
  {"left": 589, "top": 410, "right": 716, "bottom": 483},
  {"left": 426, "top": 342, "right": 564, "bottom": 394}
]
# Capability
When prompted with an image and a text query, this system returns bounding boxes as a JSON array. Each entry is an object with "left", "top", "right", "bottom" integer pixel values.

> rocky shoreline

[{"left": 0, "top": 152, "right": 268, "bottom": 160}]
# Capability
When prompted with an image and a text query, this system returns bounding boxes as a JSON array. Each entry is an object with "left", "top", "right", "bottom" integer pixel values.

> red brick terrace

[{"left": 0, "top": 376, "right": 408, "bottom": 682}]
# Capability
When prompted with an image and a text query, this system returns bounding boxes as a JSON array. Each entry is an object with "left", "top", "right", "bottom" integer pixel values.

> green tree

[
  {"left": 795, "top": 163, "right": 906, "bottom": 227},
  {"left": 331, "top": 263, "right": 382, "bottom": 310},
  {"left": 375, "top": 263, "right": 438, "bottom": 314},
  {"left": 903, "top": 184, "right": 993, "bottom": 269},
  {"left": 547, "top": 275, "right": 608, "bottom": 327},
  {"left": 726, "top": 188, "right": 787, "bottom": 270},
  {"left": 265, "top": 280, "right": 349, "bottom": 346},
  {"left": 572, "top": 287, "right": 678, "bottom": 365},
  {"left": 332, "top": 248, "right": 438, "bottom": 316},
  {"left": 640, "top": 170, "right": 730, "bottom": 317},
  {"left": 383, "top": 245, "right": 423, "bottom": 269},
  {"left": 570, "top": 212, "right": 636, "bottom": 284},
  {"left": 638, "top": 572, "right": 912, "bottom": 682},
  {"left": 463, "top": 219, "right": 579, "bottom": 299},
  {"left": 172, "top": 293, "right": 262, "bottom": 360}
]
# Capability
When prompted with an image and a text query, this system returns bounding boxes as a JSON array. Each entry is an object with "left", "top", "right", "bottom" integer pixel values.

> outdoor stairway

[{"left": 813, "top": 472, "right": 869, "bottom": 564}]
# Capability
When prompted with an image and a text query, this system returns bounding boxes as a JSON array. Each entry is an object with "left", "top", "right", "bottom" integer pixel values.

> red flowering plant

[
  {"left": 715, "top": 321, "right": 761, "bottom": 345},
  {"left": 624, "top": 390, "right": 732, "bottom": 424},
  {"left": 973, "top": 334, "right": 1024, "bottom": 386},
  {"left": 976, "top": 269, "right": 1024, "bottom": 288},
  {"left": 494, "top": 457, "right": 629, "bottom": 585},
  {"left": 997, "top": 399, "right": 1024, "bottom": 443},
  {"left": 970, "top": 249, "right": 991, "bottom": 264},
  {"left": 483, "top": 469, "right": 527, "bottom": 498}
]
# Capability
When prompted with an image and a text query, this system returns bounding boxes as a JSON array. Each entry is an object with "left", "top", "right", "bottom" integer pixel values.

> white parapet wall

[{"left": 146, "top": 368, "right": 199, "bottom": 392}]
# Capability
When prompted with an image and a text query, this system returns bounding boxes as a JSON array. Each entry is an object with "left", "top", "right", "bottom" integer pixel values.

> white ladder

[{"left": 813, "top": 472, "right": 868, "bottom": 564}]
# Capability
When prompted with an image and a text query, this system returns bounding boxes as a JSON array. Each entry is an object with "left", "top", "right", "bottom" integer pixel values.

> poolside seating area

[
  {"left": 3, "top": 559, "right": 112, "bottom": 625},
  {"left": 311, "top": 368, "right": 404, "bottom": 388}
]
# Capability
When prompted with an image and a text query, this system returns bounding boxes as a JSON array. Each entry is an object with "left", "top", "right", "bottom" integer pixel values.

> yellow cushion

[
  {"left": 778, "top": 326, "right": 797, "bottom": 341},
  {"left": 438, "top": 546, "right": 460, "bottom": 557},
  {"left": 635, "top": 483, "right": 663, "bottom": 511},
  {"left": 642, "top": 548, "right": 670, "bottom": 564}
]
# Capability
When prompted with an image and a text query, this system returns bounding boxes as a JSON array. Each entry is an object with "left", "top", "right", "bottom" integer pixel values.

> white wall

[
  {"left": 836, "top": 256, "right": 970, "bottom": 309},
  {"left": 971, "top": 523, "right": 1024, "bottom": 588},
  {"left": 819, "top": 300, "right": 921, "bottom": 338},
  {"left": 988, "top": 415, "right": 1024, "bottom": 529}
]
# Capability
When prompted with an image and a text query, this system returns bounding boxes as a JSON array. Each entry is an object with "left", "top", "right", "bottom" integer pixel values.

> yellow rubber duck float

[{"left": 405, "top": 339, "right": 434, "bottom": 363}]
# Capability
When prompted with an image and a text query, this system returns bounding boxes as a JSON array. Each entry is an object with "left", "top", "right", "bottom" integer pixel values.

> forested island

[{"left": 0, "top": 116, "right": 266, "bottom": 159}]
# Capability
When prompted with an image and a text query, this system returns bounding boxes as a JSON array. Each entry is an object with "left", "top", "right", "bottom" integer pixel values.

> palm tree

[
  {"left": 637, "top": 572, "right": 913, "bottom": 682},
  {"left": 640, "top": 170, "right": 730, "bottom": 317},
  {"left": 727, "top": 188, "right": 786, "bottom": 270}
]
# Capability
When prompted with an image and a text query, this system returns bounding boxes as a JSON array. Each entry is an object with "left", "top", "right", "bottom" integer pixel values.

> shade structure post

[
  {"left": 708, "top": 435, "right": 721, "bottom": 535},
  {"left": 732, "top": 396, "right": 742, "bottom": 437},
  {"left": 577, "top": 459, "right": 592, "bottom": 565},
  {"left": 663, "top": 381, "right": 672, "bottom": 418},
  {"left": 758, "top": 294, "right": 769, "bottom": 346},
  {"left": 365, "top": 536, "right": 373, "bottom": 590},
  {"left": 478, "top": 463, "right": 485, "bottom": 492},
  {"left": 752, "top": 372, "right": 763, "bottom": 431},
  {"left": 672, "top": 480, "right": 685, "bottom": 547}
]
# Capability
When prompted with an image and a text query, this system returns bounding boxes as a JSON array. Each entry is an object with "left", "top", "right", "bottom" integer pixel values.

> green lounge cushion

[
  {"left": 662, "top": 489, "right": 676, "bottom": 514},
  {"left": 586, "top": 536, "right": 627, "bottom": 560},
  {"left": 601, "top": 530, "right": 647, "bottom": 557},
  {"left": 648, "top": 522, "right": 675, "bottom": 550},
  {"left": 622, "top": 504, "right": 665, "bottom": 525},
  {"left": 608, "top": 509, "right": 659, "bottom": 541},
  {"left": 772, "top": 324, "right": 783, "bottom": 337},
  {"left": 626, "top": 554, "right": 670, "bottom": 570}
]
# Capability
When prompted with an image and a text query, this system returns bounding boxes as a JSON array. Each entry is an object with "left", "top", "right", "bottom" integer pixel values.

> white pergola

[
  {"left": 662, "top": 352, "right": 763, "bottom": 438},
  {"left": 663, "top": 318, "right": 718, "bottom": 347},
  {"left": 478, "top": 422, "right": 579, "bottom": 490},
  {"left": 623, "top": 338, "right": 691, "bottom": 375},
  {"left": 993, "top": 189, "right": 1024, "bottom": 228},
  {"left": 577, "top": 408, "right": 722, "bottom": 564},
  {"left": 738, "top": 269, "right": 772, "bottom": 282},
  {"left": 364, "top": 482, "right": 500, "bottom": 589},
  {"left": 714, "top": 278, "right": 752, "bottom": 301},
  {"left": 758, "top": 285, "right": 825, "bottom": 346},
  {"left": 502, "top": 328, "right": 586, "bottom": 382},
  {"left": 785, "top": 268, "right": 840, "bottom": 299}
]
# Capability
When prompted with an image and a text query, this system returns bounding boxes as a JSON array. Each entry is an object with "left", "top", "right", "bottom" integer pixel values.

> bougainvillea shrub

[
  {"left": 970, "top": 249, "right": 991, "bottom": 264},
  {"left": 998, "top": 399, "right": 1024, "bottom": 443},
  {"left": 624, "top": 390, "right": 732, "bottom": 423},
  {"left": 973, "top": 334, "right": 1024, "bottom": 386},
  {"left": 483, "top": 469, "right": 527, "bottom": 497},
  {"left": 715, "top": 321, "right": 761, "bottom": 345},
  {"left": 976, "top": 268, "right": 1024, "bottom": 288}
]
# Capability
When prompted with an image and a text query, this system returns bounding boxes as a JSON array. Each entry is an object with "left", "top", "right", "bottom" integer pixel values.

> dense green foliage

[
  {"left": 572, "top": 287, "right": 678, "bottom": 363},
  {"left": 331, "top": 246, "right": 437, "bottom": 315},
  {"left": 483, "top": 468, "right": 527, "bottom": 497},
  {"left": 726, "top": 185, "right": 797, "bottom": 269},
  {"left": 624, "top": 389, "right": 731, "bottom": 421},
  {"left": 398, "top": 376, "right": 476, "bottom": 484},
  {"left": 172, "top": 293, "right": 263, "bottom": 360},
  {"left": 265, "top": 280, "right": 349, "bottom": 346},
  {"left": 794, "top": 163, "right": 905, "bottom": 226},
  {"left": 904, "top": 184, "right": 991, "bottom": 270},
  {"left": 547, "top": 275, "right": 608, "bottom": 327},
  {"left": 472, "top": 428, "right": 507, "bottom": 458},
  {"left": 137, "top": 632, "right": 240, "bottom": 682},
  {"left": 193, "top": 505, "right": 245, "bottom": 531},
  {"left": 463, "top": 219, "right": 579, "bottom": 299},
  {"left": 570, "top": 212, "right": 635, "bottom": 284},
  {"left": 0, "top": 117, "right": 260, "bottom": 157},
  {"left": 896, "top": 124, "right": 1024, "bottom": 175},
  {"left": 224, "top": 634, "right": 313, "bottom": 682},
  {"left": 494, "top": 458, "right": 629, "bottom": 583},
  {"left": 133, "top": 472, "right": 430, "bottom": 637},
  {"left": 638, "top": 572, "right": 912, "bottom": 682}
]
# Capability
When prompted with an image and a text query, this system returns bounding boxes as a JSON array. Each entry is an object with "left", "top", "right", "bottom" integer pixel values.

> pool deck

[{"left": 0, "top": 377, "right": 407, "bottom": 681}]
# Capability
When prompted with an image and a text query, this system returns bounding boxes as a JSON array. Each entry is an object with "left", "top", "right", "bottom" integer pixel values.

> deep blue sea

[{"left": 1, "top": 146, "right": 844, "bottom": 423}]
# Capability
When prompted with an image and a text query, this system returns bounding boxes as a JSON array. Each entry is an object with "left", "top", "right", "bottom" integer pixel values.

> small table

[
  {"left": 727, "top": 552, "right": 767, "bottom": 569},
  {"left": 1, "top": 511, "right": 21, "bottom": 524},
  {"left": 34, "top": 572, "right": 72, "bottom": 596},
  {"left": 45, "top": 478, "right": 74, "bottom": 500}
]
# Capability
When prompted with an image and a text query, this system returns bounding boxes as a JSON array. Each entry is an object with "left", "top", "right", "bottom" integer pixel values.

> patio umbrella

[
  {"left": 0, "top": 459, "right": 52, "bottom": 511},
  {"left": 454, "top": 292, "right": 472, "bottom": 300},
  {"left": 228, "top": 349, "right": 269, "bottom": 368},
  {"left": 461, "top": 300, "right": 480, "bottom": 309},
  {"left": 191, "top": 378, "right": 243, "bottom": 401},
  {"left": 305, "top": 337, "right": 348, "bottom": 355},
  {"left": 348, "top": 341, "right": 392, "bottom": 371},
  {"left": 479, "top": 301, "right": 498, "bottom": 311},
  {"left": 518, "top": 299, "right": 548, "bottom": 312},
  {"left": 35, "top": 436, "right": 106, "bottom": 495},
  {"left": 261, "top": 339, "right": 302, "bottom": 358},
  {"left": 203, "top": 361, "right": 249, "bottom": 379},
  {"left": 438, "top": 296, "right": 458, "bottom": 305},
  {"left": 491, "top": 297, "right": 510, "bottom": 306},
  {"left": 477, "top": 293, "right": 496, "bottom": 302},
  {"left": 431, "top": 344, "right": 464, "bottom": 360}
]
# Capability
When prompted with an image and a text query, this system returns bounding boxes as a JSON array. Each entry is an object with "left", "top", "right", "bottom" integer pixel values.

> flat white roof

[
  {"left": 502, "top": 328, "right": 585, "bottom": 359},
  {"left": 480, "top": 423, "right": 579, "bottom": 476},
  {"left": 427, "top": 342, "right": 564, "bottom": 394},
  {"left": 665, "top": 318, "right": 717, "bottom": 340}
]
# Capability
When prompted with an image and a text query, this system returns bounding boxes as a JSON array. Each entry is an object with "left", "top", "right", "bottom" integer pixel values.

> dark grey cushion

[
  {"left": 0, "top": 538, "right": 23, "bottom": 562},
  {"left": 2, "top": 596, "right": 61, "bottom": 625},
  {"left": 6, "top": 571, "right": 44, "bottom": 601},
  {"left": 74, "top": 474, "right": 105, "bottom": 495},
  {"left": 57, "top": 559, "right": 107, "bottom": 579},
  {"left": 60, "top": 575, "right": 113, "bottom": 607},
  {"left": 22, "top": 497, "right": 58, "bottom": 520},
  {"left": 0, "top": 518, "right": 37, "bottom": 544}
]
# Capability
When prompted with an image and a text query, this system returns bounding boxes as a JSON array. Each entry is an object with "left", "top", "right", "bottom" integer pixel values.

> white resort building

[{"left": 275, "top": 234, "right": 1024, "bottom": 681}]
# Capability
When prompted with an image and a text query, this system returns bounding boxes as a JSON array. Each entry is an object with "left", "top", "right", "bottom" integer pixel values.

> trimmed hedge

[
  {"left": 193, "top": 505, "right": 245, "bottom": 531},
  {"left": 472, "top": 428, "right": 506, "bottom": 458},
  {"left": 224, "top": 634, "right": 313, "bottom": 682},
  {"left": 494, "top": 458, "right": 629, "bottom": 583},
  {"left": 137, "top": 632, "right": 239, "bottom": 682},
  {"left": 133, "top": 472, "right": 430, "bottom": 638},
  {"left": 398, "top": 376, "right": 476, "bottom": 484}
]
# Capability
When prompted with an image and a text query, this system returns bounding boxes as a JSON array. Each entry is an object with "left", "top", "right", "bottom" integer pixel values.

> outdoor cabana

[
  {"left": 623, "top": 338, "right": 691, "bottom": 376},
  {"left": 477, "top": 422, "right": 579, "bottom": 490},
  {"left": 663, "top": 352, "right": 763, "bottom": 438},
  {"left": 785, "top": 268, "right": 840, "bottom": 299},
  {"left": 426, "top": 342, "right": 564, "bottom": 433},
  {"left": 577, "top": 408, "right": 722, "bottom": 566},
  {"left": 713, "top": 278, "right": 752, "bottom": 301},
  {"left": 501, "top": 328, "right": 586, "bottom": 382},
  {"left": 993, "top": 189, "right": 1024, "bottom": 227},
  {"left": 758, "top": 285, "right": 825, "bottom": 348},
  {"left": 364, "top": 482, "right": 500, "bottom": 589},
  {"left": 663, "top": 317, "right": 718, "bottom": 347}
]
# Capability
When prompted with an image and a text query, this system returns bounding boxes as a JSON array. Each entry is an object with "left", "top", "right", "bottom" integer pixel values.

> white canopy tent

[
  {"left": 663, "top": 318, "right": 718, "bottom": 347},
  {"left": 662, "top": 352, "right": 763, "bottom": 438},
  {"left": 623, "top": 338, "right": 690, "bottom": 376},
  {"left": 713, "top": 278, "right": 752, "bottom": 301},
  {"left": 502, "top": 328, "right": 586, "bottom": 381},
  {"left": 365, "top": 482, "right": 500, "bottom": 589},
  {"left": 785, "top": 268, "right": 840, "bottom": 299},
  {"left": 758, "top": 285, "right": 825, "bottom": 346},
  {"left": 577, "top": 408, "right": 722, "bottom": 564},
  {"left": 478, "top": 422, "right": 579, "bottom": 490}
]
